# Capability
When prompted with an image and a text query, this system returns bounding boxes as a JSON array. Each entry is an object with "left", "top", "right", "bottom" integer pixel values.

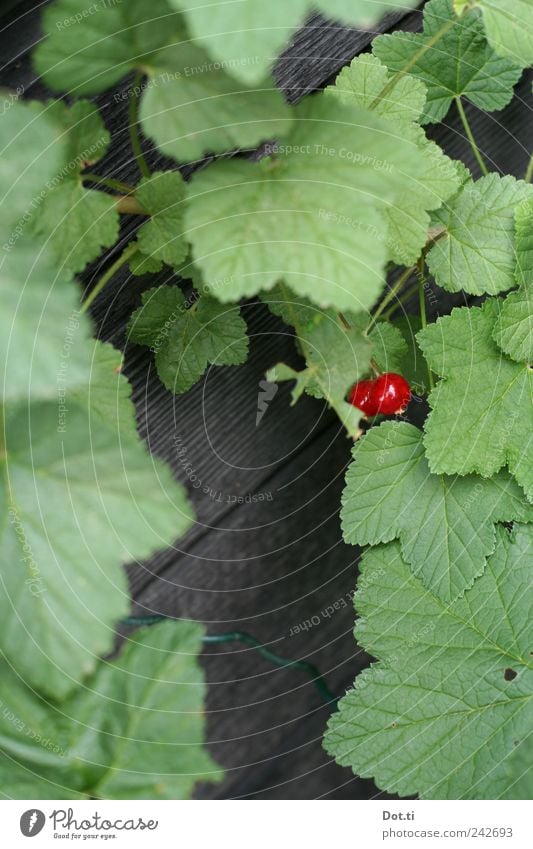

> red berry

[
  {"left": 369, "top": 372, "right": 411, "bottom": 415},
  {"left": 349, "top": 379, "right": 376, "bottom": 414},
  {"left": 349, "top": 373, "right": 411, "bottom": 416}
]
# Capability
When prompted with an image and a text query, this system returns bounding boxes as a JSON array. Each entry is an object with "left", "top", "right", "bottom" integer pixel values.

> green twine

[{"left": 122, "top": 616, "right": 337, "bottom": 705}]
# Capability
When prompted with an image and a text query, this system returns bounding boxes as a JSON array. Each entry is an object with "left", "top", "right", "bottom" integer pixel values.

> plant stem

[
  {"left": 381, "top": 281, "right": 420, "bottom": 321},
  {"left": 129, "top": 71, "right": 151, "bottom": 179},
  {"left": 81, "top": 243, "right": 138, "bottom": 314},
  {"left": 121, "top": 617, "right": 337, "bottom": 704},
  {"left": 366, "top": 265, "right": 415, "bottom": 332},
  {"left": 417, "top": 256, "right": 434, "bottom": 391},
  {"left": 525, "top": 151, "right": 533, "bottom": 183},
  {"left": 455, "top": 97, "right": 489, "bottom": 176},
  {"left": 82, "top": 173, "right": 136, "bottom": 194},
  {"left": 114, "top": 194, "right": 146, "bottom": 215},
  {"left": 370, "top": 17, "right": 455, "bottom": 109}
]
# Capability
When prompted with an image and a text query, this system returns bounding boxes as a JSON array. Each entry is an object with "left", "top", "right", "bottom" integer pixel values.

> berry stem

[
  {"left": 82, "top": 173, "right": 137, "bottom": 194},
  {"left": 455, "top": 97, "right": 489, "bottom": 177},
  {"left": 367, "top": 265, "right": 415, "bottom": 332},
  {"left": 80, "top": 242, "right": 139, "bottom": 314},
  {"left": 525, "top": 151, "right": 533, "bottom": 183},
  {"left": 129, "top": 71, "right": 151, "bottom": 179},
  {"left": 417, "top": 257, "right": 435, "bottom": 391},
  {"left": 381, "top": 281, "right": 420, "bottom": 320},
  {"left": 114, "top": 194, "right": 146, "bottom": 215}
]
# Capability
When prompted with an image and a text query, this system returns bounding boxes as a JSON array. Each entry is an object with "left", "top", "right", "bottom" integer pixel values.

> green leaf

[
  {"left": 34, "top": 0, "right": 173, "bottom": 94},
  {"left": 129, "top": 250, "right": 164, "bottom": 277},
  {"left": 35, "top": 0, "right": 292, "bottom": 161},
  {"left": 169, "top": 0, "right": 419, "bottom": 85},
  {"left": 328, "top": 53, "right": 428, "bottom": 127},
  {"left": 32, "top": 180, "right": 119, "bottom": 273},
  {"left": 515, "top": 197, "right": 533, "bottom": 288},
  {"left": 263, "top": 284, "right": 371, "bottom": 437},
  {"left": 499, "top": 736, "right": 533, "bottom": 799},
  {"left": 0, "top": 241, "right": 94, "bottom": 402},
  {"left": 368, "top": 322, "right": 408, "bottom": 374},
  {"left": 27, "top": 100, "right": 119, "bottom": 273},
  {"left": 390, "top": 315, "right": 429, "bottom": 395},
  {"left": 0, "top": 621, "right": 223, "bottom": 799},
  {"left": 70, "top": 340, "right": 139, "bottom": 441},
  {"left": 418, "top": 300, "right": 533, "bottom": 501},
  {"left": 493, "top": 289, "right": 533, "bottom": 363},
  {"left": 324, "top": 525, "right": 533, "bottom": 799},
  {"left": 427, "top": 174, "right": 533, "bottom": 295},
  {"left": 128, "top": 285, "right": 249, "bottom": 394},
  {"left": 0, "top": 341, "right": 194, "bottom": 698},
  {"left": 135, "top": 171, "right": 188, "bottom": 268},
  {"left": 467, "top": 0, "right": 533, "bottom": 68},
  {"left": 185, "top": 94, "right": 427, "bottom": 313},
  {"left": 0, "top": 98, "right": 66, "bottom": 232},
  {"left": 139, "top": 41, "right": 292, "bottom": 163},
  {"left": 48, "top": 98, "right": 111, "bottom": 167},
  {"left": 373, "top": 0, "right": 522, "bottom": 124},
  {"left": 341, "top": 421, "right": 533, "bottom": 601},
  {"left": 327, "top": 54, "right": 460, "bottom": 264}
]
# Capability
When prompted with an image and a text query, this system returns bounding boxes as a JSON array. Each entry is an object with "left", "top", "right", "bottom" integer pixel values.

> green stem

[
  {"left": 455, "top": 97, "right": 489, "bottom": 176},
  {"left": 122, "top": 617, "right": 337, "bottom": 704},
  {"left": 81, "top": 243, "right": 138, "bottom": 314},
  {"left": 129, "top": 72, "right": 151, "bottom": 179},
  {"left": 370, "top": 17, "right": 455, "bottom": 109},
  {"left": 418, "top": 257, "right": 434, "bottom": 391},
  {"left": 525, "top": 152, "right": 533, "bottom": 183},
  {"left": 82, "top": 173, "right": 136, "bottom": 194},
  {"left": 381, "top": 281, "right": 420, "bottom": 321},
  {"left": 366, "top": 265, "right": 415, "bottom": 332}
]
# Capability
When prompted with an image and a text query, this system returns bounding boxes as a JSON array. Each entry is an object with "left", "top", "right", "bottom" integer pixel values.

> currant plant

[{"left": 1, "top": 0, "right": 531, "bottom": 800}]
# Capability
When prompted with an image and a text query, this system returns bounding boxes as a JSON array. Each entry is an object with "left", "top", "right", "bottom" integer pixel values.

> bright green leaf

[
  {"left": 324, "top": 525, "right": 533, "bottom": 799},
  {"left": 515, "top": 197, "right": 533, "bottom": 287},
  {"left": 418, "top": 300, "right": 533, "bottom": 500},
  {"left": 32, "top": 180, "right": 119, "bottom": 273},
  {"left": 467, "top": 0, "right": 533, "bottom": 68},
  {"left": 0, "top": 241, "right": 93, "bottom": 403},
  {"left": 493, "top": 289, "right": 533, "bottom": 363},
  {"left": 0, "top": 342, "right": 194, "bottom": 698},
  {"left": 328, "top": 53, "right": 428, "bottom": 127},
  {"left": 427, "top": 174, "right": 533, "bottom": 295},
  {"left": 135, "top": 171, "right": 188, "bottom": 268},
  {"left": 368, "top": 322, "right": 408, "bottom": 374},
  {"left": 373, "top": 0, "right": 522, "bottom": 124},
  {"left": 328, "top": 54, "right": 460, "bottom": 264},
  {"left": 341, "top": 421, "right": 533, "bottom": 600},
  {"left": 0, "top": 621, "right": 223, "bottom": 798},
  {"left": 185, "top": 94, "right": 427, "bottom": 313},
  {"left": 128, "top": 285, "right": 249, "bottom": 394},
  {"left": 27, "top": 100, "right": 119, "bottom": 273},
  {"left": 169, "top": 0, "right": 419, "bottom": 85},
  {"left": 263, "top": 283, "right": 371, "bottom": 437},
  {"left": 140, "top": 40, "right": 292, "bottom": 163},
  {"left": 34, "top": 0, "right": 173, "bottom": 94},
  {"left": 35, "top": 0, "right": 292, "bottom": 161},
  {"left": 0, "top": 98, "right": 66, "bottom": 232}
]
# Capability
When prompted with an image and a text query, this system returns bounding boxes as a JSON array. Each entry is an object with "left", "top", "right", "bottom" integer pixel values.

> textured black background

[{"left": 1, "top": 0, "right": 531, "bottom": 799}]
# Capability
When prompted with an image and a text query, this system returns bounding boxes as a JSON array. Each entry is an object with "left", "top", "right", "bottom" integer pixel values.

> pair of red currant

[{"left": 349, "top": 372, "right": 411, "bottom": 416}]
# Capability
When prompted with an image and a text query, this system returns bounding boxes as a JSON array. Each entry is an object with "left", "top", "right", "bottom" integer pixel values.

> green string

[{"left": 122, "top": 616, "right": 337, "bottom": 705}]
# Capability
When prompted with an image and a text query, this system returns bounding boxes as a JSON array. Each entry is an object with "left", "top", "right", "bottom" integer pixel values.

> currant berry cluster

[{"left": 349, "top": 372, "right": 411, "bottom": 416}]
